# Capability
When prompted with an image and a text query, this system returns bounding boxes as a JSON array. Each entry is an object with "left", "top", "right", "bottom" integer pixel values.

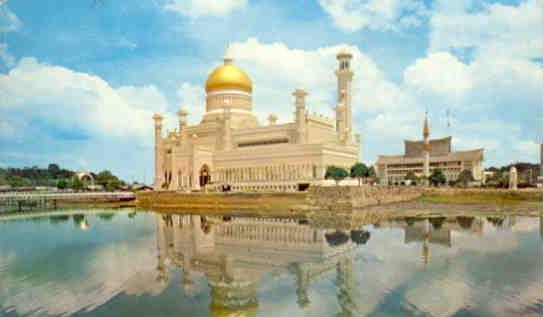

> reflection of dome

[
  {"left": 209, "top": 301, "right": 258, "bottom": 317},
  {"left": 205, "top": 62, "right": 252, "bottom": 93}
]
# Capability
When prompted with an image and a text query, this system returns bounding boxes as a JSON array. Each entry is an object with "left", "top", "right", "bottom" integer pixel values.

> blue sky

[{"left": 0, "top": 0, "right": 541, "bottom": 182}]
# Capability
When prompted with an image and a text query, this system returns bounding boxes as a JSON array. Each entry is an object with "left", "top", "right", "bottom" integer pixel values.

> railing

[
  {"left": 0, "top": 191, "right": 135, "bottom": 201},
  {"left": 0, "top": 192, "right": 135, "bottom": 212}
]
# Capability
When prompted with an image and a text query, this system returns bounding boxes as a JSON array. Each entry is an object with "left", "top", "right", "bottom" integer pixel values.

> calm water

[{"left": 0, "top": 209, "right": 542, "bottom": 317}]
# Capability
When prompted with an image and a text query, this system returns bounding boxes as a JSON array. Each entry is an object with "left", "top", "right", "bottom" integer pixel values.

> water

[{"left": 0, "top": 209, "right": 542, "bottom": 317}]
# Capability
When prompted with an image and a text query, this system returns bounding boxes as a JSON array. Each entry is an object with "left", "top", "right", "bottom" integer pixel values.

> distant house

[
  {"left": 87, "top": 184, "right": 104, "bottom": 191},
  {"left": 132, "top": 183, "right": 153, "bottom": 191}
]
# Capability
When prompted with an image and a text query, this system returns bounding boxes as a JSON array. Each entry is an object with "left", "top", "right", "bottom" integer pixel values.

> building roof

[
  {"left": 376, "top": 148, "right": 484, "bottom": 164},
  {"left": 404, "top": 136, "right": 452, "bottom": 157}
]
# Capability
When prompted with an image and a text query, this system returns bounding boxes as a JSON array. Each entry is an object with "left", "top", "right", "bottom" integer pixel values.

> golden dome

[{"left": 205, "top": 60, "right": 252, "bottom": 94}]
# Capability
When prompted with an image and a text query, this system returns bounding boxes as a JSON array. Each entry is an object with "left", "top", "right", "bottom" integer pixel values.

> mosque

[{"left": 152, "top": 48, "right": 360, "bottom": 191}]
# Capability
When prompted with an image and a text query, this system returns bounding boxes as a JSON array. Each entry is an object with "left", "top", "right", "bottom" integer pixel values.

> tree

[
  {"left": 350, "top": 162, "right": 368, "bottom": 186},
  {"left": 428, "top": 168, "right": 446, "bottom": 187},
  {"left": 57, "top": 179, "right": 68, "bottom": 190},
  {"left": 325, "top": 166, "right": 349, "bottom": 185},
  {"left": 457, "top": 169, "right": 474, "bottom": 188},
  {"left": 6, "top": 175, "right": 32, "bottom": 188},
  {"left": 47, "top": 163, "right": 61, "bottom": 178},
  {"left": 367, "top": 166, "right": 376, "bottom": 178},
  {"left": 105, "top": 179, "right": 121, "bottom": 191},
  {"left": 405, "top": 171, "right": 419, "bottom": 185},
  {"left": 71, "top": 177, "right": 85, "bottom": 191}
]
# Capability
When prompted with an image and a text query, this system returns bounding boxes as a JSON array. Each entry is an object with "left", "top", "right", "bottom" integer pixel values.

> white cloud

[
  {"left": 228, "top": 38, "right": 414, "bottom": 124},
  {"left": 0, "top": 4, "right": 21, "bottom": 33},
  {"left": 403, "top": 51, "right": 543, "bottom": 113},
  {"left": 164, "top": 0, "right": 247, "bottom": 18},
  {"left": 429, "top": 0, "right": 543, "bottom": 59},
  {"left": 0, "top": 43, "right": 15, "bottom": 67},
  {"left": 0, "top": 57, "right": 168, "bottom": 145},
  {"left": 404, "top": 52, "right": 472, "bottom": 98},
  {"left": 175, "top": 82, "right": 206, "bottom": 125},
  {"left": 317, "top": 0, "right": 428, "bottom": 32},
  {"left": 0, "top": 5, "right": 21, "bottom": 67}
]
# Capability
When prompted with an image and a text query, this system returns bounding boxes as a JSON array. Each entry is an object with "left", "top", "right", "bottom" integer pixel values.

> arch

[
  {"left": 75, "top": 172, "right": 94, "bottom": 184},
  {"left": 199, "top": 164, "right": 211, "bottom": 187}
]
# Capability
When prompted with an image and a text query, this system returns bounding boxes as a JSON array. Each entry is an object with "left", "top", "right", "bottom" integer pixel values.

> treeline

[{"left": 0, "top": 164, "right": 126, "bottom": 191}]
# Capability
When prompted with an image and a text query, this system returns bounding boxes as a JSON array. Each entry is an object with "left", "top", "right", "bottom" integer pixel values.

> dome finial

[{"left": 223, "top": 43, "right": 233, "bottom": 65}]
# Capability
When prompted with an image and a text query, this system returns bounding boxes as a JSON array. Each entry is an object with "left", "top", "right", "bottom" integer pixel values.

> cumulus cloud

[
  {"left": 429, "top": 0, "right": 543, "bottom": 60},
  {"left": 164, "top": 0, "right": 247, "bottom": 18},
  {"left": 175, "top": 82, "right": 206, "bottom": 125},
  {"left": 0, "top": 58, "right": 168, "bottom": 145},
  {"left": 403, "top": 50, "right": 543, "bottom": 114},
  {"left": 228, "top": 38, "right": 415, "bottom": 124},
  {"left": 318, "top": 0, "right": 428, "bottom": 32}
]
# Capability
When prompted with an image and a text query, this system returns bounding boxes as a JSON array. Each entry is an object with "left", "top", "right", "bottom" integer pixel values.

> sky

[{"left": 0, "top": 0, "right": 541, "bottom": 183}]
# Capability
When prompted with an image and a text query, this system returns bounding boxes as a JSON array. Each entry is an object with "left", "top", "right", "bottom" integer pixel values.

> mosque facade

[{"left": 153, "top": 48, "right": 360, "bottom": 191}]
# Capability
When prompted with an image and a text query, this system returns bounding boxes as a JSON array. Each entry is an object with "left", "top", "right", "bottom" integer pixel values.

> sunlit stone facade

[{"left": 153, "top": 48, "right": 360, "bottom": 191}]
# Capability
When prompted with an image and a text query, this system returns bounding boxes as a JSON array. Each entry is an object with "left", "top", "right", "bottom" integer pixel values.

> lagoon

[{"left": 0, "top": 208, "right": 542, "bottom": 317}]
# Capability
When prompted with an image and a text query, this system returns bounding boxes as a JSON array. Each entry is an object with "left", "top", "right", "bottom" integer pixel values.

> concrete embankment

[{"left": 136, "top": 186, "right": 424, "bottom": 215}]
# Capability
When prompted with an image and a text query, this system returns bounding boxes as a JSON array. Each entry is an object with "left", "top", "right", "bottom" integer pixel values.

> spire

[
  {"left": 223, "top": 43, "right": 233, "bottom": 65},
  {"left": 423, "top": 112, "right": 430, "bottom": 138}
]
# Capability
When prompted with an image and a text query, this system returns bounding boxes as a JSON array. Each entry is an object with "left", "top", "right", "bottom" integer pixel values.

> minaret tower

[
  {"left": 293, "top": 88, "right": 308, "bottom": 144},
  {"left": 335, "top": 47, "right": 354, "bottom": 144},
  {"left": 423, "top": 112, "right": 431, "bottom": 184},
  {"left": 153, "top": 113, "right": 164, "bottom": 188}
]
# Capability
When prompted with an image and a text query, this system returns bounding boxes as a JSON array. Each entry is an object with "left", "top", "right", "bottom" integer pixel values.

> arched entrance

[{"left": 199, "top": 164, "right": 211, "bottom": 187}]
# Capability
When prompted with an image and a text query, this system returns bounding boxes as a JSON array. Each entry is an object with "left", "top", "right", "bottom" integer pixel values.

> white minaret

[
  {"left": 293, "top": 88, "right": 308, "bottom": 144},
  {"left": 423, "top": 112, "right": 431, "bottom": 184},
  {"left": 177, "top": 107, "right": 188, "bottom": 131},
  {"left": 335, "top": 47, "right": 354, "bottom": 144},
  {"left": 153, "top": 113, "right": 164, "bottom": 188}
]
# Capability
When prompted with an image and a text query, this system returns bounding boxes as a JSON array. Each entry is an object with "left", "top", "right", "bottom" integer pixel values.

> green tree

[
  {"left": 428, "top": 169, "right": 446, "bottom": 187},
  {"left": 48, "top": 163, "right": 61, "bottom": 178},
  {"left": 368, "top": 166, "right": 376, "bottom": 178},
  {"left": 6, "top": 175, "right": 32, "bottom": 188},
  {"left": 71, "top": 177, "right": 85, "bottom": 191},
  {"left": 105, "top": 179, "right": 121, "bottom": 191},
  {"left": 457, "top": 169, "right": 474, "bottom": 188},
  {"left": 325, "top": 166, "right": 349, "bottom": 185},
  {"left": 405, "top": 171, "right": 419, "bottom": 185},
  {"left": 350, "top": 162, "right": 368, "bottom": 186},
  {"left": 57, "top": 179, "right": 68, "bottom": 190}
]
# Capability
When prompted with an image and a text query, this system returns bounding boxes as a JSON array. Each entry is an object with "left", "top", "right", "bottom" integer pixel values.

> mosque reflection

[
  {"left": 155, "top": 214, "right": 369, "bottom": 316},
  {"left": 153, "top": 212, "right": 521, "bottom": 316}
]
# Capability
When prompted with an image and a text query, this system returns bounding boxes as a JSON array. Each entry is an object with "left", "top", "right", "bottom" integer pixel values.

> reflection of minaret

[
  {"left": 421, "top": 219, "right": 430, "bottom": 265},
  {"left": 421, "top": 241, "right": 429, "bottom": 266},
  {"left": 540, "top": 214, "right": 542, "bottom": 241},
  {"left": 155, "top": 214, "right": 170, "bottom": 283},
  {"left": 336, "top": 255, "right": 357, "bottom": 317},
  {"left": 292, "top": 263, "right": 311, "bottom": 308}
]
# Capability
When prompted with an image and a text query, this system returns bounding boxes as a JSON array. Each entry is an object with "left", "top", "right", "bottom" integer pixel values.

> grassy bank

[{"left": 419, "top": 189, "right": 541, "bottom": 205}]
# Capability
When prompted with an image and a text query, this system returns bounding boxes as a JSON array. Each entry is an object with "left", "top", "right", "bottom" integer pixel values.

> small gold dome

[{"left": 205, "top": 61, "right": 252, "bottom": 94}]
